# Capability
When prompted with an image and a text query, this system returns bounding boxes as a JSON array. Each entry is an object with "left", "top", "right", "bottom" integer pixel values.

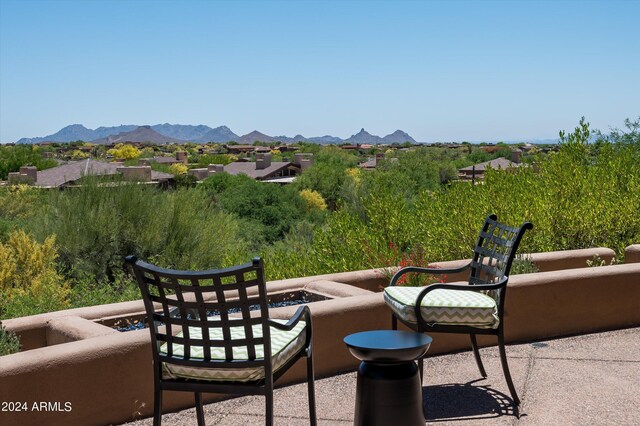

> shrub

[
  {"left": 69, "top": 149, "right": 89, "bottom": 160},
  {"left": 202, "top": 174, "right": 313, "bottom": 245},
  {"left": 294, "top": 147, "right": 359, "bottom": 209},
  {"left": 267, "top": 119, "right": 640, "bottom": 279},
  {"left": 169, "top": 163, "right": 188, "bottom": 175},
  {"left": 345, "top": 167, "right": 362, "bottom": 186},
  {"left": 218, "top": 178, "right": 307, "bottom": 244},
  {"left": 511, "top": 254, "right": 540, "bottom": 274},
  {"left": 0, "top": 322, "right": 20, "bottom": 356},
  {"left": 0, "top": 230, "right": 70, "bottom": 319},
  {"left": 0, "top": 144, "right": 57, "bottom": 180},
  {"left": 107, "top": 143, "right": 141, "bottom": 160},
  {"left": 0, "top": 185, "right": 47, "bottom": 252},
  {"left": 199, "top": 172, "right": 236, "bottom": 196},
  {"left": 372, "top": 242, "right": 444, "bottom": 288},
  {"left": 69, "top": 270, "right": 140, "bottom": 308},
  {"left": 375, "top": 148, "right": 443, "bottom": 193},
  {"left": 0, "top": 185, "right": 43, "bottom": 221},
  {"left": 586, "top": 254, "right": 615, "bottom": 267},
  {"left": 299, "top": 189, "right": 327, "bottom": 211},
  {"left": 30, "top": 182, "right": 248, "bottom": 281}
]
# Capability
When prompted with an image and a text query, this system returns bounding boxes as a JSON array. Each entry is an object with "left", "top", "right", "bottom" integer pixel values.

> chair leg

[
  {"left": 153, "top": 385, "right": 162, "bottom": 426},
  {"left": 418, "top": 356, "right": 424, "bottom": 383},
  {"left": 307, "top": 352, "right": 317, "bottom": 426},
  {"left": 498, "top": 332, "right": 520, "bottom": 406},
  {"left": 470, "top": 334, "right": 487, "bottom": 378},
  {"left": 265, "top": 382, "right": 274, "bottom": 426},
  {"left": 195, "top": 392, "right": 205, "bottom": 426}
]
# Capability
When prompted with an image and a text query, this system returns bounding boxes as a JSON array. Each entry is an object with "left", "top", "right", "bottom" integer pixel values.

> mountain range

[
  {"left": 15, "top": 124, "right": 417, "bottom": 145},
  {"left": 90, "top": 126, "right": 190, "bottom": 145}
]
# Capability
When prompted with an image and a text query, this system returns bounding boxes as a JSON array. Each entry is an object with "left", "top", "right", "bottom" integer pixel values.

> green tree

[
  {"left": 0, "top": 145, "right": 57, "bottom": 180},
  {"left": 204, "top": 174, "right": 310, "bottom": 245},
  {"left": 294, "top": 147, "right": 359, "bottom": 209}
]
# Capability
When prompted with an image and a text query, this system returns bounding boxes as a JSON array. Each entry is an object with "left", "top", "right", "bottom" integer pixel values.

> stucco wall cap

[
  {"left": 624, "top": 244, "right": 640, "bottom": 263},
  {"left": 508, "top": 263, "right": 640, "bottom": 288}
]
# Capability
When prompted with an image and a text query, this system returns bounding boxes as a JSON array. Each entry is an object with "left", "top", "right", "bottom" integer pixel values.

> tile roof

[
  {"left": 35, "top": 159, "right": 172, "bottom": 187},
  {"left": 222, "top": 161, "right": 292, "bottom": 180},
  {"left": 150, "top": 170, "right": 175, "bottom": 180},
  {"left": 151, "top": 157, "right": 181, "bottom": 164},
  {"left": 459, "top": 157, "right": 523, "bottom": 172},
  {"left": 359, "top": 158, "right": 377, "bottom": 168}
]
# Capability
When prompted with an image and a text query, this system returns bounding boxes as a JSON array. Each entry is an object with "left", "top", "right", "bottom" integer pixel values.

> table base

[{"left": 354, "top": 361, "right": 424, "bottom": 426}]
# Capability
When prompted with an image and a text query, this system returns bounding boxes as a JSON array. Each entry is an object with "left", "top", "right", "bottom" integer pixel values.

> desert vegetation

[
  {"left": 0, "top": 144, "right": 57, "bottom": 180},
  {"left": 0, "top": 118, "right": 638, "bottom": 321}
]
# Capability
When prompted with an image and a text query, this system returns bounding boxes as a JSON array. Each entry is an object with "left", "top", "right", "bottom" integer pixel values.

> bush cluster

[
  {"left": 0, "top": 230, "right": 70, "bottom": 318},
  {"left": 0, "top": 322, "right": 20, "bottom": 356},
  {"left": 30, "top": 182, "right": 248, "bottom": 282},
  {"left": 0, "top": 118, "right": 637, "bottom": 322},
  {"left": 263, "top": 119, "right": 640, "bottom": 279},
  {"left": 200, "top": 173, "right": 324, "bottom": 246}
]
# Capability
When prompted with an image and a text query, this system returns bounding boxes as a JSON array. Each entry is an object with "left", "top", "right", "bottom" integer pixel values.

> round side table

[{"left": 344, "top": 330, "right": 432, "bottom": 426}]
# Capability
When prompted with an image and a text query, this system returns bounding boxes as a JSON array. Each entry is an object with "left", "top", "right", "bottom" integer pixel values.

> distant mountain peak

[
  {"left": 235, "top": 130, "right": 277, "bottom": 145},
  {"left": 344, "top": 128, "right": 416, "bottom": 144},
  {"left": 91, "top": 126, "right": 189, "bottom": 145},
  {"left": 346, "top": 128, "right": 382, "bottom": 144},
  {"left": 14, "top": 123, "right": 415, "bottom": 146},
  {"left": 382, "top": 130, "right": 416, "bottom": 144}
]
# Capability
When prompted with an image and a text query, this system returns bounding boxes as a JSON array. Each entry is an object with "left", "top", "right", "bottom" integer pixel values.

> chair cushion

[
  {"left": 159, "top": 319, "right": 306, "bottom": 382},
  {"left": 384, "top": 286, "right": 499, "bottom": 329}
]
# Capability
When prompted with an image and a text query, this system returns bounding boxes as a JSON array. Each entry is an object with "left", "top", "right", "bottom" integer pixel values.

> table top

[{"left": 344, "top": 330, "right": 432, "bottom": 363}]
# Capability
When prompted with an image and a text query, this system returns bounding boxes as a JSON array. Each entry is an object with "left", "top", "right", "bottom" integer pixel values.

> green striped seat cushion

[
  {"left": 384, "top": 286, "right": 499, "bottom": 329},
  {"left": 160, "top": 319, "right": 306, "bottom": 382}
]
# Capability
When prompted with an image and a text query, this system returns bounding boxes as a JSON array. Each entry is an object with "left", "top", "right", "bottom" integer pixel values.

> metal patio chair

[
  {"left": 125, "top": 256, "right": 317, "bottom": 426},
  {"left": 384, "top": 214, "right": 532, "bottom": 405}
]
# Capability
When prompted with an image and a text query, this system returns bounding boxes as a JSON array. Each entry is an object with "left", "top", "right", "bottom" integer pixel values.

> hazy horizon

[
  {"left": 3, "top": 121, "right": 567, "bottom": 145},
  {"left": 1, "top": 0, "right": 638, "bottom": 143}
]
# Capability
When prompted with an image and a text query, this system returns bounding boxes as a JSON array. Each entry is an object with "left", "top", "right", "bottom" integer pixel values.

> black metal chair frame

[
  {"left": 388, "top": 214, "right": 533, "bottom": 406},
  {"left": 125, "top": 256, "right": 317, "bottom": 426}
]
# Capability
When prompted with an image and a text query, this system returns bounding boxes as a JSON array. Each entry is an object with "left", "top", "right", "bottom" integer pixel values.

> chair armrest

[
  {"left": 268, "top": 305, "right": 310, "bottom": 331},
  {"left": 269, "top": 305, "right": 313, "bottom": 354},
  {"left": 389, "top": 262, "right": 471, "bottom": 287},
  {"left": 414, "top": 276, "right": 509, "bottom": 308}
]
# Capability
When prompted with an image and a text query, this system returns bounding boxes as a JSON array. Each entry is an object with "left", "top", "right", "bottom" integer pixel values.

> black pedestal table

[{"left": 344, "top": 330, "right": 432, "bottom": 426}]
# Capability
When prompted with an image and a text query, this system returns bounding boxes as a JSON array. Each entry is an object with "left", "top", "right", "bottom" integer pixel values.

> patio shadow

[{"left": 422, "top": 379, "right": 522, "bottom": 422}]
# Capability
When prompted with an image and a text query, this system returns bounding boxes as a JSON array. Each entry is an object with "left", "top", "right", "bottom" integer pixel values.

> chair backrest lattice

[
  {"left": 468, "top": 215, "right": 533, "bottom": 302},
  {"left": 126, "top": 256, "right": 272, "bottom": 371}
]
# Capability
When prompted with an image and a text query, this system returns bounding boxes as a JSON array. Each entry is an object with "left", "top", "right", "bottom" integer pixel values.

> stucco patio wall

[{"left": 0, "top": 247, "right": 635, "bottom": 426}]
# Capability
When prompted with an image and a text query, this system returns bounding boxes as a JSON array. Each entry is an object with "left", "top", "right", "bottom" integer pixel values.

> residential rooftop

[
  {"left": 223, "top": 160, "right": 292, "bottom": 180},
  {"left": 459, "top": 157, "right": 524, "bottom": 172},
  {"left": 8, "top": 159, "right": 173, "bottom": 188}
]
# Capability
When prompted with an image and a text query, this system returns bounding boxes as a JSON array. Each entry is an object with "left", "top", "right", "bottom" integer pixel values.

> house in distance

[
  {"left": 7, "top": 159, "right": 173, "bottom": 188},
  {"left": 187, "top": 153, "right": 314, "bottom": 183}
]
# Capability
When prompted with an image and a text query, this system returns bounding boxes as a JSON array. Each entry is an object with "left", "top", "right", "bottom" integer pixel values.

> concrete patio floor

[{"left": 127, "top": 327, "right": 640, "bottom": 425}]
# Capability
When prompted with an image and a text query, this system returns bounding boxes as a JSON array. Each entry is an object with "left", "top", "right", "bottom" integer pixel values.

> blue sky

[{"left": 0, "top": 0, "right": 638, "bottom": 143}]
